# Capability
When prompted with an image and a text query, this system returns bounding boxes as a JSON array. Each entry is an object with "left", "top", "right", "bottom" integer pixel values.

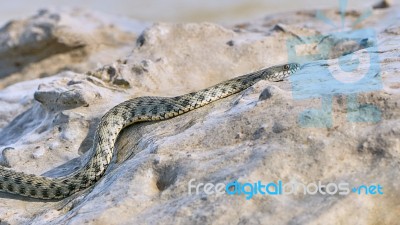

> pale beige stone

[{"left": 0, "top": 4, "right": 399, "bottom": 225}]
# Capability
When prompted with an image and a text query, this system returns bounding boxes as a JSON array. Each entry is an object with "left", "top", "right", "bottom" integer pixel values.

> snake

[{"left": 0, "top": 63, "right": 300, "bottom": 199}]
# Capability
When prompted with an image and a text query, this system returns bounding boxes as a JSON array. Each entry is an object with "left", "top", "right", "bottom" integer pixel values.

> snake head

[
  {"left": 281, "top": 63, "right": 301, "bottom": 75},
  {"left": 265, "top": 63, "right": 301, "bottom": 81}
]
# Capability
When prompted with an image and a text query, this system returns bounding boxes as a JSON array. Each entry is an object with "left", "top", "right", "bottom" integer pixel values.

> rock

[
  {"left": 0, "top": 8, "right": 147, "bottom": 89},
  {"left": 0, "top": 4, "right": 399, "bottom": 225},
  {"left": 373, "top": 0, "right": 393, "bottom": 9}
]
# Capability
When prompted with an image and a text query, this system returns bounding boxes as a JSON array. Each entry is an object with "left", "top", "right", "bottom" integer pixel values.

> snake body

[{"left": 0, "top": 63, "right": 299, "bottom": 199}]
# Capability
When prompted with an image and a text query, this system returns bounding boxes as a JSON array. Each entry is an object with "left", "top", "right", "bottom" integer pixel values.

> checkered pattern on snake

[{"left": 0, "top": 63, "right": 300, "bottom": 199}]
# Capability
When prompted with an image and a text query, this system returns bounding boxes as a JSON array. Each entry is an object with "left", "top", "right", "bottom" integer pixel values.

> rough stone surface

[{"left": 0, "top": 4, "right": 399, "bottom": 225}]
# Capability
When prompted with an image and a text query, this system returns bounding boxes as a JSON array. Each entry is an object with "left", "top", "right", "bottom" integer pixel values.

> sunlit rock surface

[{"left": 0, "top": 4, "right": 399, "bottom": 225}]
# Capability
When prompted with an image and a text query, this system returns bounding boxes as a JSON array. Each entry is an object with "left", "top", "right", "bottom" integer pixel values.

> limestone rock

[{"left": 0, "top": 4, "right": 399, "bottom": 225}]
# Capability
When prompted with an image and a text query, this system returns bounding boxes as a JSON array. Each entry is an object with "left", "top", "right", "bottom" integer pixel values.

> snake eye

[{"left": 284, "top": 64, "right": 290, "bottom": 70}]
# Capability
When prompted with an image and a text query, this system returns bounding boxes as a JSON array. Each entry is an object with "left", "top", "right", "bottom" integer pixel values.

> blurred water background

[{"left": 0, "top": 0, "right": 379, "bottom": 25}]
